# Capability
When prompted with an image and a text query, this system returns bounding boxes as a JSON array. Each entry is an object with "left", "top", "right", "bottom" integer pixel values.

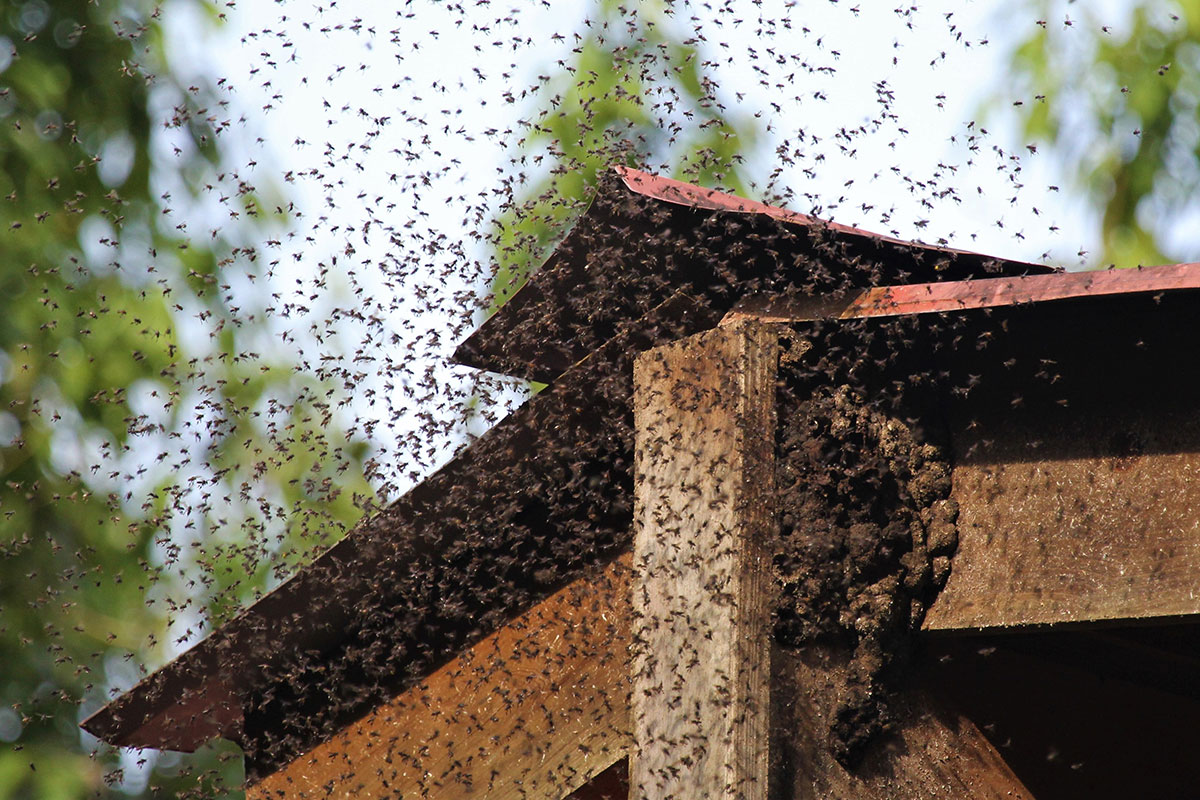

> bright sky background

[{"left": 196, "top": 0, "right": 1099, "bottom": 258}]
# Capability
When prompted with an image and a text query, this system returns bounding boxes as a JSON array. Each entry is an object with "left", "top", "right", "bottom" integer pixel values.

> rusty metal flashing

[
  {"left": 454, "top": 166, "right": 1055, "bottom": 382},
  {"left": 615, "top": 167, "right": 1025, "bottom": 260},
  {"left": 723, "top": 262, "right": 1200, "bottom": 323}
]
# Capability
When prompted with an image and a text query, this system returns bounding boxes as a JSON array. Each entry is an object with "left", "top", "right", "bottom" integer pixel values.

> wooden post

[{"left": 631, "top": 321, "right": 778, "bottom": 800}]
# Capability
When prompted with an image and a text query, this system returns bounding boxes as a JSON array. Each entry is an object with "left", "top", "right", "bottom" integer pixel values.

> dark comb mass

[{"left": 774, "top": 322, "right": 958, "bottom": 766}]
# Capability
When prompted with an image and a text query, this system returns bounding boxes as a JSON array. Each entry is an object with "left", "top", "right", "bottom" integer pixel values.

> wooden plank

[
  {"left": 631, "top": 321, "right": 778, "bottom": 800},
  {"left": 925, "top": 409, "right": 1200, "bottom": 630},
  {"left": 772, "top": 646, "right": 1035, "bottom": 800},
  {"left": 248, "top": 555, "right": 632, "bottom": 800}
]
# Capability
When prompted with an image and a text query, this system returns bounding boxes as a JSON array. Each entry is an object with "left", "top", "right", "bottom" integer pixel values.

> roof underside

[{"left": 454, "top": 167, "right": 1056, "bottom": 382}]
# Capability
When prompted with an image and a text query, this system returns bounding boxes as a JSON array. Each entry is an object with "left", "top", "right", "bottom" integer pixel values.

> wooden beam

[
  {"left": 248, "top": 556, "right": 633, "bottom": 800},
  {"left": 772, "top": 646, "right": 1035, "bottom": 800},
  {"left": 925, "top": 411, "right": 1200, "bottom": 630},
  {"left": 631, "top": 321, "right": 779, "bottom": 800}
]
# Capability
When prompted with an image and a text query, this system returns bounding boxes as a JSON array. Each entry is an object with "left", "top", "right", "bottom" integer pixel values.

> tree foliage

[
  {"left": 0, "top": 2, "right": 371, "bottom": 797},
  {"left": 1008, "top": 0, "right": 1200, "bottom": 265}
]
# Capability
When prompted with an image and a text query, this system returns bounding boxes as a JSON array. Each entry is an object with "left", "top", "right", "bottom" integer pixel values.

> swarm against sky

[
  {"left": 193, "top": 0, "right": 1099, "bottom": 465},
  {"left": 0, "top": 0, "right": 1190, "bottom": 797}
]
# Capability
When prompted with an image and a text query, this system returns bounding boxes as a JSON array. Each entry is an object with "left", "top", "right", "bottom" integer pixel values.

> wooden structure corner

[{"left": 84, "top": 170, "right": 1200, "bottom": 800}]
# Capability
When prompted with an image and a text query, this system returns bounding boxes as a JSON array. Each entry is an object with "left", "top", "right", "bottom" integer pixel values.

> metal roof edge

[
  {"left": 722, "top": 262, "right": 1200, "bottom": 323},
  {"left": 612, "top": 165, "right": 1057, "bottom": 273}
]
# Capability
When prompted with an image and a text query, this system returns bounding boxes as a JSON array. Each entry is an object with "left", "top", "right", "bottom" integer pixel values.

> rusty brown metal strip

[
  {"left": 723, "top": 262, "right": 1200, "bottom": 324},
  {"left": 615, "top": 165, "right": 1035, "bottom": 262}
]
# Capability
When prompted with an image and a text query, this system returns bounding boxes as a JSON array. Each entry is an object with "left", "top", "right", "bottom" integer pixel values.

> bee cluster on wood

[{"left": 774, "top": 325, "right": 959, "bottom": 767}]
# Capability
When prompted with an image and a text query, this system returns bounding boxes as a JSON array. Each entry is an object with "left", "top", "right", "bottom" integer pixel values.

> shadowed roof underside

[{"left": 454, "top": 166, "right": 1056, "bottom": 382}]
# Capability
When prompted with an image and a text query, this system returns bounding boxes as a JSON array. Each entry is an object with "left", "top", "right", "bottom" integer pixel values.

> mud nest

[{"left": 774, "top": 380, "right": 959, "bottom": 767}]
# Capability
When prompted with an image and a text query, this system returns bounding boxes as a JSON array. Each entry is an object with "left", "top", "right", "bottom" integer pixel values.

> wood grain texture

[
  {"left": 773, "top": 646, "right": 1035, "bottom": 800},
  {"left": 248, "top": 556, "right": 632, "bottom": 800},
  {"left": 631, "top": 321, "right": 778, "bottom": 800},
  {"left": 926, "top": 411, "right": 1200, "bottom": 630}
]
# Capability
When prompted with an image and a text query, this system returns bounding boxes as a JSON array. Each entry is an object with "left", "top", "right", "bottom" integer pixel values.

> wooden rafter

[
  {"left": 248, "top": 557, "right": 633, "bottom": 800},
  {"left": 926, "top": 412, "right": 1200, "bottom": 630}
]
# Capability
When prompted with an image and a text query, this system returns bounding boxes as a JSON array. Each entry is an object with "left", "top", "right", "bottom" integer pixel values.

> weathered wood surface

[
  {"left": 248, "top": 556, "right": 632, "bottom": 800},
  {"left": 926, "top": 411, "right": 1200, "bottom": 630},
  {"left": 631, "top": 321, "right": 779, "bottom": 800},
  {"left": 773, "top": 646, "right": 1035, "bottom": 800}
]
